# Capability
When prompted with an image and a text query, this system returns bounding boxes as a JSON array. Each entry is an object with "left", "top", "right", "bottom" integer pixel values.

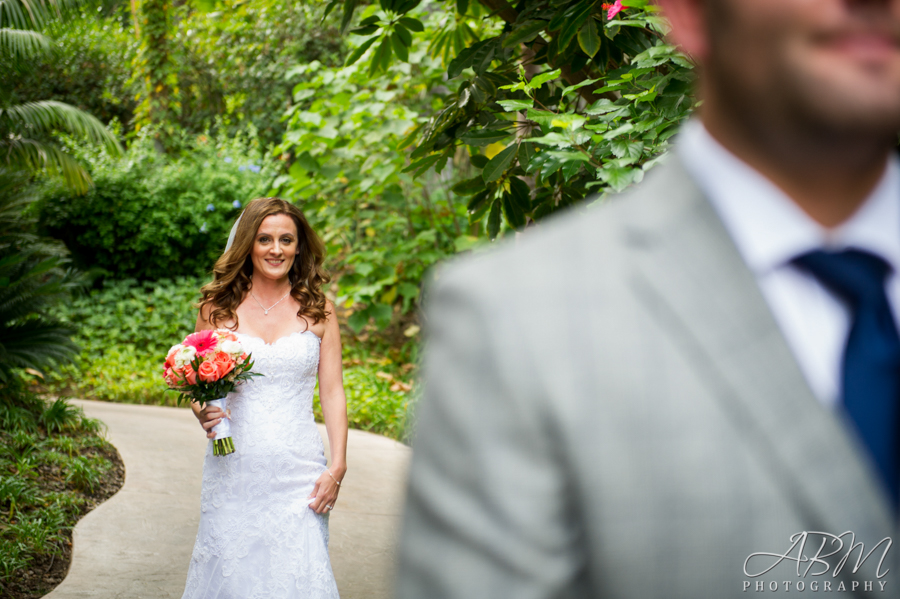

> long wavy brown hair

[{"left": 199, "top": 197, "right": 330, "bottom": 329}]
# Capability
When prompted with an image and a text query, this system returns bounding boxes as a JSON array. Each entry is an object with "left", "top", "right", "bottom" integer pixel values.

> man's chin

[{"left": 786, "top": 73, "right": 900, "bottom": 136}]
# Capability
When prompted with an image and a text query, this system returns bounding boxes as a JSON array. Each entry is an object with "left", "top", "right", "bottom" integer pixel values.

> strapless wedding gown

[{"left": 182, "top": 330, "right": 340, "bottom": 599}]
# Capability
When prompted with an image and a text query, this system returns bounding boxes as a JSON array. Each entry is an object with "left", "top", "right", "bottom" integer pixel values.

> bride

[{"left": 182, "top": 197, "right": 347, "bottom": 598}]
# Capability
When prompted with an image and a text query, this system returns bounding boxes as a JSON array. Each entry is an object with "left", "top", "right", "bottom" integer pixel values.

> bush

[{"left": 35, "top": 130, "right": 275, "bottom": 280}]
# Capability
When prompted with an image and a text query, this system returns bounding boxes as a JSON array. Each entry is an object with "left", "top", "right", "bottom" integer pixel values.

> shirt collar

[{"left": 676, "top": 119, "right": 900, "bottom": 275}]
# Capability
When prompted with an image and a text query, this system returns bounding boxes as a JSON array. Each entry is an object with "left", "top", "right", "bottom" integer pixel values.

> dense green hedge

[{"left": 34, "top": 131, "right": 274, "bottom": 280}]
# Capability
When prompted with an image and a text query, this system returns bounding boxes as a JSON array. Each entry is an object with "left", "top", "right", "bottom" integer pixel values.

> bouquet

[{"left": 163, "top": 329, "right": 261, "bottom": 456}]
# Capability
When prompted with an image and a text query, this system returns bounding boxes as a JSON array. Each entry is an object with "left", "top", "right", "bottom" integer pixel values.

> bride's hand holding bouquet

[{"left": 163, "top": 328, "right": 261, "bottom": 455}]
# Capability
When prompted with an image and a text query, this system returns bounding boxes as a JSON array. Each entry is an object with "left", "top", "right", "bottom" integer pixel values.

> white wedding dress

[{"left": 182, "top": 330, "right": 340, "bottom": 599}]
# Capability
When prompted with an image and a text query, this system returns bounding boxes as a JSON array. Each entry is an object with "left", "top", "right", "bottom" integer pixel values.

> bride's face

[{"left": 251, "top": 213, "right": 298, "bottom": 283}]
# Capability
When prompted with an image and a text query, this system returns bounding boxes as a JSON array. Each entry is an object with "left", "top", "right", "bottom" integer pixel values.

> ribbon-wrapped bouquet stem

[{"left": 163, "top": 329, "right": 261, "bottom": 456}]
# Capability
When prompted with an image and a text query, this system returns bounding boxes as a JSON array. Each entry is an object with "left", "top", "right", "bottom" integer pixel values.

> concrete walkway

[{"left": 45, "top": 400, "right": 411, "bottom": 599}]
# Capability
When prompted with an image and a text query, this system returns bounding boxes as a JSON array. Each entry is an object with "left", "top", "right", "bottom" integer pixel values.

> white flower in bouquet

[
  {"left": 220, "top": 339, "right": 244, "bottom": 360},
  {"left": 172, "top": 345, "right": 198, "bottom": 369}
]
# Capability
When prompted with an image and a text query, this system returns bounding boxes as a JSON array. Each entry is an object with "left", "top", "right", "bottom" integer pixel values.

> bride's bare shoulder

[{"left": 196, "top": 301, "right": 237, "bottom": 332}]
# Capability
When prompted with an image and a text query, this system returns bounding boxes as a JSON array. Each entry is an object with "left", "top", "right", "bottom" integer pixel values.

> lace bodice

[{"left": 182, "top": 330, "right": 339, "bottom": 599}]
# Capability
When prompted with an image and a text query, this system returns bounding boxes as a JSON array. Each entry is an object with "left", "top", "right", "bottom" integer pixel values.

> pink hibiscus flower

[
  {"left": 602, "top": 0, "right": 626, "bottom": 20},
  {"left": 183, "top": 329, "right": 218, "bottom": 356}
]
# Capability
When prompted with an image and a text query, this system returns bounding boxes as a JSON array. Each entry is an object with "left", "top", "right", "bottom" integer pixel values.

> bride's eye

[{"left": 281, "top": 237, "right": 294, "bottom": 245}]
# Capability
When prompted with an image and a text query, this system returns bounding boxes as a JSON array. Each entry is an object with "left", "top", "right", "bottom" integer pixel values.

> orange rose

[
  {"left": 216, "top": 329, "right": 238, "bottom": 342},
  {"left": 213, "top": 352, "right": 235, "bottom": 378},
  {"left": 183, "top": 364, "right": 198, "bottom": 386},
  {"left": 198, "top": 360, "right": 220, "bottom": 383}
]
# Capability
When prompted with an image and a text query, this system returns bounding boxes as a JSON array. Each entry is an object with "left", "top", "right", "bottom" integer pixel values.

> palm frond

[
  {"left": 0, "top": 137, "right": 92, "bottom": 192},
  {"left": 0, "top": 0, "right": 73, "bottom": 31},
  {"left": 0, "top": 319, "right": 79, "bottom": 382},
  {"left": 0, "top": 27, "right": 50, "bottom": 58},
  {"left": 0, "top": 167, "right": 65, "bottom": 254},
  {"left": 2, "top": 101, "right": 122, "bottom": 154}
]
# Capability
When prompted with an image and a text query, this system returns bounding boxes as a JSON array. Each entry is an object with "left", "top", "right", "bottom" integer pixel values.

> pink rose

[
  {"left": 198, "top": 360, "right": 220, "bottom": 383},
  {"left": 164, "top": 367, "right": 177, "bottom": 387}
]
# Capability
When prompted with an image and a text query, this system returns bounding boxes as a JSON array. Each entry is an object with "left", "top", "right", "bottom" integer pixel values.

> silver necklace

[{"left": 250, "top": 288, "right": 291, "bottom": 315}]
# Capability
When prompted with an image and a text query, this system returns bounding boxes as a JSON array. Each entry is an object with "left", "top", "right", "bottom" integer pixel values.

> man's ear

[{"left": 655, "top": 0, "right": 709, "bottom": 62}]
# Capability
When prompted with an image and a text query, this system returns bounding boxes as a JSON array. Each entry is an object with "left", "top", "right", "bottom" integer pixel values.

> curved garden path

[{"left": 44, "top": 400, "right": 411, "bottom": 599}]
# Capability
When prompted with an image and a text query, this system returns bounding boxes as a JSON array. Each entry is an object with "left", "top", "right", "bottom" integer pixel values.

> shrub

[
  {"left": 35, "top": 130, "right": 275, "bottom": 281},
  {"left": 40, "top": 397, "right": 83, "bottom": 434}
]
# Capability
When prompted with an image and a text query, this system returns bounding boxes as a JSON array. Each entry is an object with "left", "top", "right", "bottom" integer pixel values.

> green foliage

[
  {"left": 64, "top": 454, "right": 108, "bottom": 493},
  {"left": 39, "top": 396, "right": 82, "bottom": 433},
  {"left": 333, "top": 0, "right": 695, "bottom": 239},
  {"left": 275, "top": 6, "right": 488, "bottom": 331},
  {"left": 51, "top": 276, "right": 202, "bottom": 356},
  {"left": 313, "top": 342, "right": 417, "bottom": 441},
  {"left": 42, "top": 276, "right": 418, "bottom": 439},
  {"left": 173, "top": 0, "right": 344, "bottom": 148},
  {"left": 0, "top": 169, "right": 81, "bottom": 383},
  {"left": 35, "top": 129, "right": 274, "bottom": 280},
  {"left": 3, "top": 12, "right": 137, "bottom": 132},
  {"left": 0, "top": 0, "right": 122, "bottom": 192},
  {"left": 0, "top": 386, "right": 119, "bottom": 586},
  {"left": 132, "top": 0, "right": 179, "bottom": 145}
]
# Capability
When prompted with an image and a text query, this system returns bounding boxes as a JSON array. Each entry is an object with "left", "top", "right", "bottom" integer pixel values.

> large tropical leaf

[
  {"left": 0, "top": 101, "right": 122, "bottom": 192},
  {"left": 2, "top": 101, "right": 120, "bottom": 151},
  {"left": 0, "top": 0, "right": 71, "bottom": 30},
  {"left": 0, "top": 27, "right": 50, "bottom": 57},
  {"left": 0, "top": 319, "right": 78, "bottom": 381},
  {"left": 0, "top": 136, "right": 92, "bottom": 192}
]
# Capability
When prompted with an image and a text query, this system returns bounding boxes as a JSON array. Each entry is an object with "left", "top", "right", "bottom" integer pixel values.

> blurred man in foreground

[{"left": 397, "top": 0, "right": 900, "bottom": 596}]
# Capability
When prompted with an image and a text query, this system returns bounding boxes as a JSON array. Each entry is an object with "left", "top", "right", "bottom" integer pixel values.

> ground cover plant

[{"left": 0, "top": 384, "right": 124, "bottom": 599}]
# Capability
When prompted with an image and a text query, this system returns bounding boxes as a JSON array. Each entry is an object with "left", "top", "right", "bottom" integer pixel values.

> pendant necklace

[{"left": 250, "top": 288, "right": 292, "bottom": 316}]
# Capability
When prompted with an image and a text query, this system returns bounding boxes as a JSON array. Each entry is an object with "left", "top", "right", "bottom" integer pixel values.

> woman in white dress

[{"left": 182, "top": 197, "right": 347, "bottom": 598}]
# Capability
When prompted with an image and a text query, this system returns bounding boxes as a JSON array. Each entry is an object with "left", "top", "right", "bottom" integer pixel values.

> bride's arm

[{"left": 308, "top": 300, "right": 349, "bottom": 514}]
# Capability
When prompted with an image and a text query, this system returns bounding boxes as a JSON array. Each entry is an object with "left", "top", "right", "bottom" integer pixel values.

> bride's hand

[
  {"left": 196, "top": 405, "right": 225, "bottom": 440},
  {"left": 308, "top": 469, "right": 342, "bottom": 515}
]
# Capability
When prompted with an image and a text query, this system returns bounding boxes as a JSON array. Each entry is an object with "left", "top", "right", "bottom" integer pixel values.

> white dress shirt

[{"left": 677, "top": 119, "right": 900, "bottom": 408}]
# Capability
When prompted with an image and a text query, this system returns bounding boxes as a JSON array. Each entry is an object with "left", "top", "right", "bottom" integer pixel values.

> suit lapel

[{"left": 619, "top": 155, "right": 893, "bottom": 539}]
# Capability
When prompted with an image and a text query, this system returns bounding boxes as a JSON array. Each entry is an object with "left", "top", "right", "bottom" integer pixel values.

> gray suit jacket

[{"left": 396, "top": 155, "right": 898, "bottom": 598}]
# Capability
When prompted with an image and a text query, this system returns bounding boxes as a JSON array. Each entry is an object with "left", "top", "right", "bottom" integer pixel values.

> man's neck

[{"left": 700, "top": 109, "right": 892, "bottom": 230}]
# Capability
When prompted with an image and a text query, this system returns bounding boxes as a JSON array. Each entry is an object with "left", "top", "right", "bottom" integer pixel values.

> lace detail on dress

[{"left": 182, "top": 331, "right": 339, "bottom": 599}]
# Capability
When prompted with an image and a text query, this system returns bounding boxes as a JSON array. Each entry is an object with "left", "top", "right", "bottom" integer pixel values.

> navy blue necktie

[{"left": 794, "top": 249, "right": 900, "bottom": 506}]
